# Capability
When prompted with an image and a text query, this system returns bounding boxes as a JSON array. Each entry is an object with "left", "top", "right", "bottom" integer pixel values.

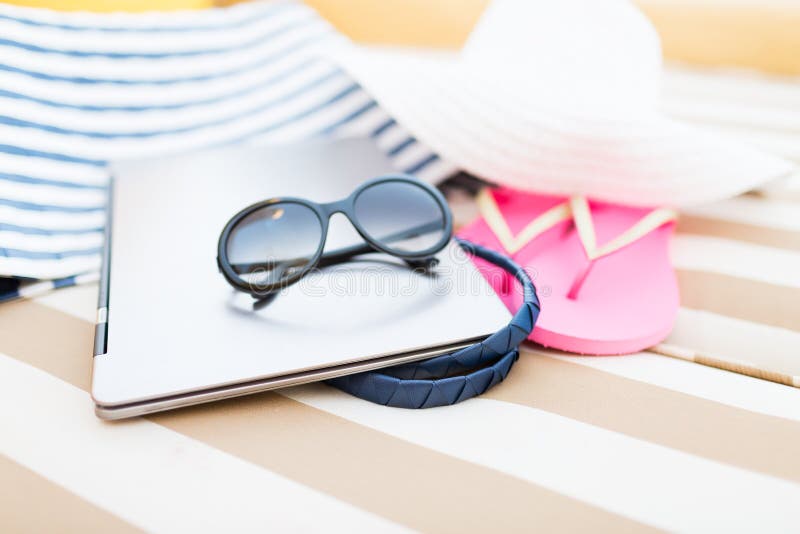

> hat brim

[{"left": 334, "top": 46, "right": 794, "bottom": 207}]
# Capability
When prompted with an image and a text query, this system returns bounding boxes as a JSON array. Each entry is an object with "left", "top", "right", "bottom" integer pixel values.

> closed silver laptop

[{"left": 92, "top": 139, "right": 510, "bottom": 419}]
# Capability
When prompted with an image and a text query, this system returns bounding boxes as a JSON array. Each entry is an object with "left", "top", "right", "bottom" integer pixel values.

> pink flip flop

[{"left": 458, "top": 187, "right": 679, "bottom": 355}]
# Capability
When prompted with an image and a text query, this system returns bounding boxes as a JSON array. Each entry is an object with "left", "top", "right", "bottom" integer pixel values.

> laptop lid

[{"left": 92, "top": 139, "right": 510, "bottom": 417}]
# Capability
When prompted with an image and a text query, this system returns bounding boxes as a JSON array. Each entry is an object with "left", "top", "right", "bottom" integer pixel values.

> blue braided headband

[{"left": 327, "top": 237, "right": 540, "bottom": 408}]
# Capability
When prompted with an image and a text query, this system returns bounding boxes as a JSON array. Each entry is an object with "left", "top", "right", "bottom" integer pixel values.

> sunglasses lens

[
  {"left": 354, "top": 180, "right": 449, "bottom": 255},
  {"left": 226, "top": 202, "right": 322, "bottom": 292}
]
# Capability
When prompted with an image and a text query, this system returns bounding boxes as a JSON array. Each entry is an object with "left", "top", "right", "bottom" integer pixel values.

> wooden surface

[{"left": 637, "top": 0, "right": 800, "bottom": 75}]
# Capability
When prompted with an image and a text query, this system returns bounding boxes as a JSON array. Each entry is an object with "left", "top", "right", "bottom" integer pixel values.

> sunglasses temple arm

[
  {"left": 316, "top": 246, "right": 437, "bottom": 270},
  {"left": 228, "top": 245, "right": 375, "bottom": 275},
  {"left": 231, "top": 221, "right": 448, "bottom": 273},
  {"left": 319, "top": 220, "right": 446, "bottom": 268}
]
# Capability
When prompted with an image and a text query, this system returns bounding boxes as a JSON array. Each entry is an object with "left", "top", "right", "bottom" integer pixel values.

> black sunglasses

[{"left": 217, "top": 175, "right": 453, "bottom": 299}]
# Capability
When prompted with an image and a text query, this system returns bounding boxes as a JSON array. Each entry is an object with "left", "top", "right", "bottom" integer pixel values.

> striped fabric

[
  {"left": 0, "top": 0, "right": 455, "bottom": 300},
  {"left": 1, "top": 42, "right": 798, "bottom": 528},
  {"left": 1, "top": 183, "right": 799, "bottom": 530},
  {"left": 1, "top": 2, "right": 798, "bottom": 529}
]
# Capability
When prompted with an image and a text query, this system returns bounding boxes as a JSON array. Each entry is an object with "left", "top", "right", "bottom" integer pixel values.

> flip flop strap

[
  {"left": 327, "top": 237, "right": 540, "bottom": 409},
  {"left": 569, "top": 196, "right": 677, "bottom": 260},
  {"left": 476, "top": 188, "right": 571, "bottom": 254},
  {"left": 476, "top": 188, "right": 677, "bottom": 260}
]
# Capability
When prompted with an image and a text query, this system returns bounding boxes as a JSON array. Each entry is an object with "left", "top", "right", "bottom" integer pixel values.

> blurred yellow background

[{"left": 2, "top": 0, "right": 798, "bottom": 75}]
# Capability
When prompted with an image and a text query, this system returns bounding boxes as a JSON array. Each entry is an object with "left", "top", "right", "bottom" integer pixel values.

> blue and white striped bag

[{"left": 0, "top": 0, "right": 456, "bottom": 302}]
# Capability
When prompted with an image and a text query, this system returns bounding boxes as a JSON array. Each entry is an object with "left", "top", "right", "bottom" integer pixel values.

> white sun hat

[{"left": 329, "top": 0, "right": 794, "bottom": 207}]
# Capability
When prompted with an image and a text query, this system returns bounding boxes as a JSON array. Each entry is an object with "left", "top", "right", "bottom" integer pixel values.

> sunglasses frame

[{"left": 217, "top": 174, "right": 453, "bottom": 298}]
